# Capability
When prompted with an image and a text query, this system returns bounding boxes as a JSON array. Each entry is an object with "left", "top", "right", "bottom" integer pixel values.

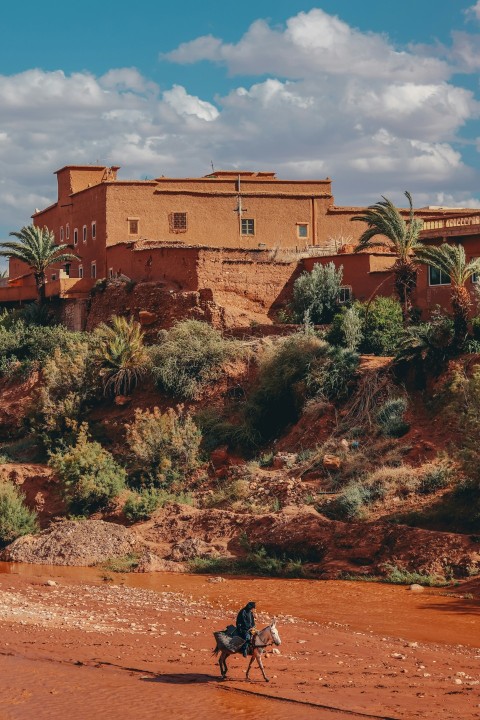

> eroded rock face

[{"left": 2, "top": 520, "right": 142, "bottom": 566}]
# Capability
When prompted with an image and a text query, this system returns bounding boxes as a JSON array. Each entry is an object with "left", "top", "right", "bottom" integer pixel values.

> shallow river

[{"left": 0, "top": 562, "right": 478, "bottom": 720}]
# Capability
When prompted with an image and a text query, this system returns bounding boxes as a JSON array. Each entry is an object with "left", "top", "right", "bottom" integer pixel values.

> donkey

[{"left": 213, "top": 621, "right": 281, "bottom": 682}]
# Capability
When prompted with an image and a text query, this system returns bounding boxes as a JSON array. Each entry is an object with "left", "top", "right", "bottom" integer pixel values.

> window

[
  {"left": 128, "top": 219, "right": 139, "bottom": 235},
  {"left": 297, "top": 223, "right": 308, "bottom": 239},
  {"left": 51, "top": 273, "right": 57, "bottom": 281},
  {"left": 78, "top": 265, "right": 83, "bottom": 279},
  {"left": 172, "top": 212, "right": 187, "bottom": 232},
  {"left": 59, "top": 227, "right": 64, "bottom": 242},
  {"left": 83, "top": 225, "right": 87, "bottom": 243},
  {"left": 91, "top": 262, "right": 96, "bottom": 279},
  {"left": 241, "top": 218, "right": 255, "bottom": 236},
  {"left": 109, "top": 267, "right": 114, "bottom": 279},
  {"left": 64, "top": 263, "right": 71, "bottom": 277},
  {"left": 428, "top": 266, "right": 450, "bottom": 286},
  {"left": 91, "top": 221, "right": 96, "bottom": 239},
  {"left": 66, "top": 224, "right": 70, "bottom": 240},
  {"left": 339, "top": 286, "right": 352, "bottom": 303},
  {"left": 73, "top": 228, "right": 78, "bottom": 245}
]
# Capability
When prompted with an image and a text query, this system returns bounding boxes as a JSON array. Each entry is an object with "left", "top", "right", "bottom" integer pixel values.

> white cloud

[
  {"left": 466, "top": 2, "right": 480, "bottom": 20},
  {"left": 165, "top": 9, "right": 450, "bottom": 83},
  {"left": 163, "top": 85, "right": 219, "bottom": 121}
]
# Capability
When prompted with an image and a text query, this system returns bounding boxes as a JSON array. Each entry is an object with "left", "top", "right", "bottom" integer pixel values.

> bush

[
  {"left": 243, "top": 333, "right": 328, "bottom": 444},
  {"left": 323, "top": 482, "right": 370, "bottom": 520},
  {"left": 49, "top": 425, "right": 126, "bottom": 514},
  {"left": 327, "top": 305, "right": 363, "bottom": 350},
  {"left": 33, "top": 337, "right": 101, "bottom": 448},
  {"left": 418, "top": 461, "right": 452, "bottom": 494},
  {"left": 359, "top": 297, "right": 403, "bottom": 356},
  {"left": 124, "top": 488, "right": 194, "bottom": 521},
  {"left": 376, "top": 397, "right": 409, "bottom": 437},
  {"left": 471, "top": 316, "right": 480, "bottom": 341},
  {"left": 307, "top": 345, "right": 359, "bottom": 401},
  {"left": 94, "top": 316, "right": 150, "bottom": 396},
  {"left": 396, "top": 312, "right": 454, "bottom": 376},
  {"left": 0, "top": 321, "right": 82, "bottom": 378},
  {"left": 125, "top": 406, "right": 202, "bottom": 488},
  {"left": 0, "top": 481, "right": 38, "bottom": 545},
  {"left": 291, "top": 262, "right": 343, "bottom": 324},
  {"left": 149, "top": 320, "right": 242, "bottom": 399}
]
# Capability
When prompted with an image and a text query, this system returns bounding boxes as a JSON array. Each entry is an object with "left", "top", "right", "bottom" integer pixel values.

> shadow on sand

[{"left": 141, "top": 673, "right": 221, "bottom": 685}]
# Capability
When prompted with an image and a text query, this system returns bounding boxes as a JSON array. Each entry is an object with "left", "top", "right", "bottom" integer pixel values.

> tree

[
  {"left": 415, "top": 243, "right": 480, "bottom": 347},
  {"left": 0, "top": 224, "right": 78, "bottom": 303},
  {"left": 94, "top": 315, "right": 150, "bottom": 396},
  {"left": 352, "top": 192, "right": 423, "bottom": 321}
]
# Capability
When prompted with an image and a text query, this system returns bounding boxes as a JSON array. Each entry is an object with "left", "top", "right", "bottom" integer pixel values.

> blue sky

[{"left": 2, "top": 1, "right": 480, "bottom": 243}]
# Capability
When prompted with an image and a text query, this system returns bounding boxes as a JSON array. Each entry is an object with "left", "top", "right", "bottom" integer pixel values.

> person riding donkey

[{"left": 235, "top": 601, "right": 257, "bottom": 657}]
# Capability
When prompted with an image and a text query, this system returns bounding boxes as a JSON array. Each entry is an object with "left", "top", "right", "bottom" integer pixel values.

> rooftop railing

[{"left": 421, "top": 214, "right": 480, "bottom": 232}]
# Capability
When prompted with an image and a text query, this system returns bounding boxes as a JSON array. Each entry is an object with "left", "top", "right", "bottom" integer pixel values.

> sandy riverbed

[{"left": 0, "top": 563, "right": 478, "bottom": 719}]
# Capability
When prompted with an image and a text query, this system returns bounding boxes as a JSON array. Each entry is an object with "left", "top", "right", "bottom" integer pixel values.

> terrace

[{"left": 420, "top": 212, "right": 480, "bottom": 239}]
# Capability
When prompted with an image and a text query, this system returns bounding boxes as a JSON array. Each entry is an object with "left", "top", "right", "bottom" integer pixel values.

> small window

[
  {"left": 51, "top": 273, "right": 57, "bottom": 281},
  {"left": 91, "top": 262, "right": 96, "bottom": 279},
  {"left": 91, "top": 221, "right": 96, "bottom": 239},
  {"left": 73, "top": 228, "right": 78, "bottom": 245},
  {"left": 241, "top": 218, "right": 255, "bottom": 236},
  {"left": 109, "top": 267, "right": 114, "bottom": 279},
  {"left": 64, "top": 263, "right": 71, "bottom": 277},
  {"left": 339, "top": 286, "right": 352, "bottom": 303},
  {"left": 59, "top": 227, "right": 64, "bottom": 242},
  {"left": 297, "top": 223, "right": 308, "bottom": 239},
  {"left": 79, "top": 265, "right": 83, "bottom": 279},
  {"left": 128, "top": 219, "right": 139, "bottom": 235},
  {"left": 428, "top": 266, "right": 450, "bottom": 286},
  {"left": 172, "top": 212, "right": 187, "bottom": 232},
  {"left": 66, "top": 224, "right": 70, "bottom": 240},
  {"left": 83, "top": 225, "right": 87, "bottom": 243}
]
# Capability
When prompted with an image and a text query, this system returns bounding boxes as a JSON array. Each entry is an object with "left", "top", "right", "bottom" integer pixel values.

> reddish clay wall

[{"left": 304, "top": 253, "right": 396, "bottom": 303}]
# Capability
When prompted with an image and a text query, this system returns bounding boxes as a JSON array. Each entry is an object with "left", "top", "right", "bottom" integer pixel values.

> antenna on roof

[{"left": 210, "top": 160, "right": 215, "bottom": 173}]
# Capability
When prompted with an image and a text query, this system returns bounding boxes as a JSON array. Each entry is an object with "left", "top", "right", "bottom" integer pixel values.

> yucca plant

[
  {"left": 94, "top": 316, "right": 150, "bottom": 396},
  {"left": 415, "top": 243, "right": 480, "bottom": 348},
  {"left": 0, "top": 225, "right": 78, "bottom": 303},
  {"left": 352, "top": 192, "right": 424, "bottom": 321}
]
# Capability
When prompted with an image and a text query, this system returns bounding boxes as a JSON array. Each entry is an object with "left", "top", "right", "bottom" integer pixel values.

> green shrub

[
  {"left": 149, "top": 320, "right": 242, "bottom": 399},
  {"left": 94, "top": 316, "right": 150, "bottom": 396},
  {"left": 327, "top": 305, "right": 363, "bottom": 350},
  {"left": 0, "top": 481, "right": 38, "bottom": 545},
  {"left": 125, "top": 406, "right": 202, "bottom": 488},
  {"left": 49, "top": 425, "right": 126, "bottom": 514},
  {"left": 243, "top": 334, "right": 328, "bottom": 444},
  {"left": 382, "top": 563, "right": 448, "bottom": 586},
  {"left": 189, "top": 547, "right": 306, "bottom": 578},
  {"left": 418, "top": 461, "right": 452, "bottom": 494},
  {"left": 291, "top": 262, "right": 343, "bottom": 324},
  {"left": 396, "top": 313, "right": 454, "bottom": 376},
  {"left": 101, "top": 554, "right": 140, "bottom": 573},
  {"left": 33, "top": 337, "right": 101, "bottom": 448},
  {"left": 0, "top": 321, "right": 82, "bottom": 378},
  {"left": 471, "top": 316, "right": 480, "bottom": 341},
  {"left": 307, "top": 345, "right": 359, "bottom": 401},
  {"left": 376, "top": 397, "right": 409, "bottom": 437},
  {"left": 321, "top": 482, "right": 370, "bottom": 520},
  {"left": 359, "top": 297, "right": 403, "bottom": 356}
]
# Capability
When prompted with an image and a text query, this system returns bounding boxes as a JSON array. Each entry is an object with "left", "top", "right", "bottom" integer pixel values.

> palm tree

[
  {"left": 415, "top": 243, "right": 480, "bottom": 347},
  {"left": 352, "top": 192, "right": 424, "bottom": 321},
  {"left": 0, "top": 224, "right": 78, "bottom": 303}
]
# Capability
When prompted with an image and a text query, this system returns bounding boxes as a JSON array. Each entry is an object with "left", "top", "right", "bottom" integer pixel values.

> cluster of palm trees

[{"left": 352, "top": 192, "right": 480, "bottom": 347}]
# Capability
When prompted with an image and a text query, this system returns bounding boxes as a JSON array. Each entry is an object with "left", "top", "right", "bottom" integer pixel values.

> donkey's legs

[
  {"left": 245, "top": 654, "right": 255, "bottom": 680},
  {"left": 254, "top": 650, "right": 269, "bottom": 682},
  {"left": 219, "top": 651, "right": 227, "bottom": 678}
]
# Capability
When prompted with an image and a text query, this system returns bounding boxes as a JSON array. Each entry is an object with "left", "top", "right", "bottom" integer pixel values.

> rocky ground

[{"left": 0, "top": 566, "right": 478, "bottom": 719}]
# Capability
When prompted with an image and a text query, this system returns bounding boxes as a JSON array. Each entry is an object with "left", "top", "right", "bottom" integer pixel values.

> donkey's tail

[{"left": 212, "top": 645, "right": 220, "bottom": 657}]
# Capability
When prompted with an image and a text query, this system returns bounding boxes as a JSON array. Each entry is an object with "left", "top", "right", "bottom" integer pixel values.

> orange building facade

[{"left": 6, "top": 164, "right": 480, "bottom": 321}]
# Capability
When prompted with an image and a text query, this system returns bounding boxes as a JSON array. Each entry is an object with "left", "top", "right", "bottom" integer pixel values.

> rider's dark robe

[{"left": 236, "top": 606, "right": 255, "bottom": 639}]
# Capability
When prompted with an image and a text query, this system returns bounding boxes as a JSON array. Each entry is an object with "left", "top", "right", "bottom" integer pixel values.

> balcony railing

[{"left": 421, "top": 214, "right": 480, "bottom": 232}]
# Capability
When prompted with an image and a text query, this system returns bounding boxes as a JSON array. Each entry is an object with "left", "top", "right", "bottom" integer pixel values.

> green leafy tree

[
  {"left": 0, "top": 482, "right": 38, "bottom": 545},
  {"left": 291, "top": 262, "right": 343, "bottom": 323},
  {"left": 415, "top": 243, "right": 480, "bottom": 348},
  {"left": 0, "top": 225, "right": 78, "bottom": 303},
  {"left": 352, "top": 192, "right": 423, "bottom": 321}
]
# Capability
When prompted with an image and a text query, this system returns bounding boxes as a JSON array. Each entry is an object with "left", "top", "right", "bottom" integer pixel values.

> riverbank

[{"left": 0, "top": 564, "right": 479, "bottom": 719}]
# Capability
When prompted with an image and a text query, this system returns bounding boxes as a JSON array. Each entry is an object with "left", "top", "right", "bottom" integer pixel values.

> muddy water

[{"left": 1, "top": 562, "right": 478, "bottom": 648}]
